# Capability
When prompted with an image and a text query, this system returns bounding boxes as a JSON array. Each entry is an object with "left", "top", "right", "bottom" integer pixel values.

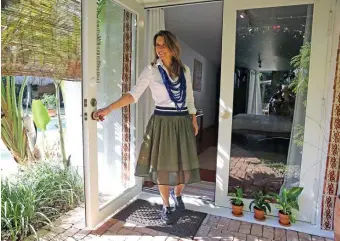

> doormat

[{"left": 112, "top": 199, "right": 207, "bottom": 239}]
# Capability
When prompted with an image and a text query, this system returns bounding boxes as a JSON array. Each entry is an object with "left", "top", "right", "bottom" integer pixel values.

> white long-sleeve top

[{"left": 128, "top": 59, "right": 197, "bottom": 114}]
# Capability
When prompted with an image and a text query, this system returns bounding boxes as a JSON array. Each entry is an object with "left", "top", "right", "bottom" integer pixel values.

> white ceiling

[
  {"left": 143, "top": 1, "right": 310, "bottom": 71},
  {"left": 164, "top": 2, "right": 223, "bottom": 65}
]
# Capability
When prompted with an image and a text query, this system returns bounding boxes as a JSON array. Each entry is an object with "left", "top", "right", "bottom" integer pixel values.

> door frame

[
  {"left": 215, "top": 0, "right": 335, "bottom": 224},
  {"left": 82, "top": 0, "right": 145, "bottom": 228}
]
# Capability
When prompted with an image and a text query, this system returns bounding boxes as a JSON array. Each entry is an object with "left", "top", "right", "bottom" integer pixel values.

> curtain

[
  {"left": 247, "top": 70, "right": 263, "bottom": 115},
  {"left": 139, "top": 8, "right": 165, "bottom": 131},
  {"left": 284, "top": 5, "right": 313, "bottom": 188}
]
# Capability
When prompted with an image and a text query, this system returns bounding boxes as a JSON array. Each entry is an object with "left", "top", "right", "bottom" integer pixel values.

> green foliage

[
  {"left": 97, "top": 0, "right": 107, "bottom": 16},
  {"left": 249, "top": 191, "right": 272, "bottom": 214},
  {"left": 272, "top": 187, "right": 303, "bottom": 223},
  {"left": 1, "top": 76, "right": 31, "bottom": 164},
  {"left": 1, "top": 161, "right": 84, "bottom": 241},
  {"left": 289, "top": 42, "right": 311, "bottom": 149},
  {"left": 41, "top": 94, "right": 56, "bottom": 109},
  {"left": 229, "top": 187, "right": 244, "bottom": 206},
  {"left": 289, "top": 42, "right": 311, "bottom": 97},
  {"left": 1, "top": 179, "right": 52, "bottom": 241},
  {"left": 293, "top": 124, "right": 305, "bottom": 147},
  {"left": 32, "top": 100, "right": 51, "bottom": 131}
]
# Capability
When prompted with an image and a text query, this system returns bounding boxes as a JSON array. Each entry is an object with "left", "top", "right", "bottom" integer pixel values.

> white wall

[
  {"left": 179, "top": 39, "right": 219, "bottom": 128},
  {"left": 62, "top": 81, "right": 83, "bottom": 170}
]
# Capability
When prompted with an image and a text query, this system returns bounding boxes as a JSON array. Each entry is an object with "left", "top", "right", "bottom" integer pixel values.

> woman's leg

[
  {"left": 158, "top": 185, "right": 173, "bottom": 224},
  {"left": 174, "top": 184, "right": 185, "bottom": 196},
  {"left": 158, "top": 185, "right": 170, "bottom": 207},
  {"left": 170, "top": 184, "right": 186, "bottom": 211}
]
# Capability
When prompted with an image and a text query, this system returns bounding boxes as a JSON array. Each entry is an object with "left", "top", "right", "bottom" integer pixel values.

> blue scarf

[{"left": 158, "top": 65, "right": 186, "bottom": 111}]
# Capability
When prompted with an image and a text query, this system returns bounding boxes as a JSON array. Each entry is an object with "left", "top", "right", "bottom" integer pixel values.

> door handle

[
  {"left": 91, "top": 111, "right": 99, "bottom": 121},
  {"left": 91, "top": 110, "right": 105, "bottom": 121},
  {"left": 90, "top": 98, "right": 99, "bottom": 120}
]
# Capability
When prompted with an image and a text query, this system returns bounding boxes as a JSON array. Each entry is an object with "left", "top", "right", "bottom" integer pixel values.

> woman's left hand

[{"left": 192, "top": 115, "right": 199, "bottom": 136}]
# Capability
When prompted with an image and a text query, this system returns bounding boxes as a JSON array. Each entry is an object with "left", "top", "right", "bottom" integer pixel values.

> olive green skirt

[{"left": 134, "top": 114, "right": 201, "bottom": 186}]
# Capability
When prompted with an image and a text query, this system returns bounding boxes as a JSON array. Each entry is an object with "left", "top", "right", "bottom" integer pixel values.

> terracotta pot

[
  {"left": 48, "top": 109, "right": 56, "bottom": 117},
  {"left": 334, "top": 196, "right": 340, "bottom": 241},
  {"left": 254, "top": 207, "right": 265, "bottom": 220},
  {"left": 278, "top": 210, "right": 290, "bottom": 226},
  {"left": 232, "top": 204, "right": 244, "bottom": 216}
]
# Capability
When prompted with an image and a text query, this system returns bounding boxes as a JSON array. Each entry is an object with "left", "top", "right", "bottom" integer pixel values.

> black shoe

[
  {"left": 161, "top": 206, "right": 173, "bottom": 224},
  {"left": 170, "top": 190, "right": 185, "bottom": 211}
]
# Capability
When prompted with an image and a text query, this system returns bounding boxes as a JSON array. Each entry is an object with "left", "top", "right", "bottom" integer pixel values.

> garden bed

[{"left": 1, "top": 161, "right": 84, "bottom": 241}]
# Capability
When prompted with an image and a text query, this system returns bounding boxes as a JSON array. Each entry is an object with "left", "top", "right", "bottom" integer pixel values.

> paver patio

[
  {"left": 26, "top": 205, "right": 334, "bottom": 241},
  {"left": 229, "top": 144, "right": 285, "bottom": 198}
]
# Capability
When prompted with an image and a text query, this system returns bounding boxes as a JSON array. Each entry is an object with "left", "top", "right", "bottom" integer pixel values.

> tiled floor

[{"left": 26, "top": 205, "right": 334, "bottom": 241}]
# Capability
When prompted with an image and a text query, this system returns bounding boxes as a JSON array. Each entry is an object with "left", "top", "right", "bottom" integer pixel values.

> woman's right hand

[
  {"left": 92, "top": 107, "right": 111, "bottom": 122},
  {"left": 91, "top": 94, "right": 134, "bottom": 122}
]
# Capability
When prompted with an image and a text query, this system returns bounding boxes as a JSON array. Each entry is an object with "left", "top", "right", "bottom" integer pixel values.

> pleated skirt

[{"left": 134, "top": 107, "right": 201, "bottom": 186}]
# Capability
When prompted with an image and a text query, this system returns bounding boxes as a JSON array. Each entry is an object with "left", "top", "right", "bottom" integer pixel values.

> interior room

[{"left": 143, "top": 2, "right": 313, "bottom": 200}]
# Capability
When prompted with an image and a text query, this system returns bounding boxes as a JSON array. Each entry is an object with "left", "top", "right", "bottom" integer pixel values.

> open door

[{"left": 82, "top": 0, "right": 145, "bottom": 228}]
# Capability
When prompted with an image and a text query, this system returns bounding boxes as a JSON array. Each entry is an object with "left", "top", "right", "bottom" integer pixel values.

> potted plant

[
  {"left": 249, "top": 191, "right": 272, "bottom": 221},
  {"left": 229, "top": 187, "right": 244, "bottom": 216},
  {"left": 41, "top": 94, "right": 57, "bottom": 117},
  {"left": 272, "top": 186, "right": 303, "bottom": 226}
]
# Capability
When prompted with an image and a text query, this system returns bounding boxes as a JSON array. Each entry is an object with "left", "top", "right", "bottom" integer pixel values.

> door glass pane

[
  {"left": 97, "top": 0, "right": 137, "bottom": 208},
  {"left": 228, "top": 4, "right": 313, "bottom": 198}
]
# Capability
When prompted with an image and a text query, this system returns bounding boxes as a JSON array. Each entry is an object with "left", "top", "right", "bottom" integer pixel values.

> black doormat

[{"left": 112, "top": 199, "right": 206, "bottom": 239}]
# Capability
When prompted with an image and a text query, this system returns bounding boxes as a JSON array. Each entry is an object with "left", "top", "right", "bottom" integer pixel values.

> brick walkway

[
  {"left": 25, "top": 206, "right": 334, "bottom": 241},
  {"left": 229, "top": 145, "right": 284, "bottom": 198}
]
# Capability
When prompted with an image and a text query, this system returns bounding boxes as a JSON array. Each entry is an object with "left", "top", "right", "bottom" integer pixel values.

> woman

[{"left": 93, "top": 30, "right": 201, "bottom": 224}]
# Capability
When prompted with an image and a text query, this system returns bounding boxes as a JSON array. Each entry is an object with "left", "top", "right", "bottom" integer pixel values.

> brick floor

[
  {"left": 229, "top": 145, "right": 284, "bottom": 198},
  {"left": 24, "top": 206, "right": 334, "bottom": 241}
]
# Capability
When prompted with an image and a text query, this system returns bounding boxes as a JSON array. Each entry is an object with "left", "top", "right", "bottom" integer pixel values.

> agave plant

[{"left": 1, "top": 76, "right": 32, "bottom": 164}]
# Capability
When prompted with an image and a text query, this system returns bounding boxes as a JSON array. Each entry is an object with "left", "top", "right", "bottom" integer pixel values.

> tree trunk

[{"left": 55, "top": 81, "right": 68, "bottom": 168}]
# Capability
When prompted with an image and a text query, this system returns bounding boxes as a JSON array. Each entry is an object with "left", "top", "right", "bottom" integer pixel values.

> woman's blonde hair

[{"left": 152, "top": 30, "right": 186, "bottom": 77}]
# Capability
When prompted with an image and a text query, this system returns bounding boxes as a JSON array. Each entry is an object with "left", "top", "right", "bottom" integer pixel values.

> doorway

[
  {"left": 142, "top": 0, "right": 333, "bottom": 224},
  {"left": 82, "top": 0, "right": 334, "bottom": 228},
  {"left": 142, "top": 2, "right": 223, "bottom": 202}
]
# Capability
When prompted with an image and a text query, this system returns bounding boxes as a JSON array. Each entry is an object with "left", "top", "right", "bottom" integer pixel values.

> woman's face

[{"left": 155, "top": 36, "right": 173, "bottom": 61}]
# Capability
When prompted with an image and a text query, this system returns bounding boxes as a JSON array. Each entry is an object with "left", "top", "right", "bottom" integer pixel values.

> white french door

[
  {"left": 216, "top": 0, "right": 333, "bottom": 224},
  {"left": 82, "top": 0, "right": 145, "bottom": 228}
]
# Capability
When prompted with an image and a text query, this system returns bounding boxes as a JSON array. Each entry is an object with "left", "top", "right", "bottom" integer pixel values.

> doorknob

[
  {"left": 91, "top": 110, "right": 105, "bottom": 121},
  {"left": 90, "top": 98, "right": 99, "bottom": 120},
  {"left": 91, "top": 111, "right": 98, "bottom": 121}
]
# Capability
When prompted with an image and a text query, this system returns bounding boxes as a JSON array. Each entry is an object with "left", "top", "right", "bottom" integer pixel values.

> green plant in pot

[
  {"left": 249, "top": 191, "right": 272, "bottom": 221},
  {"left": 41, "top": 94, "right": 57, "bottom": 116},
  {"left": 272, "top": 186, "right": 303, "bottom": 226},
  {"left": 229, "top": 187, "right": 244, "bottom": 216}
]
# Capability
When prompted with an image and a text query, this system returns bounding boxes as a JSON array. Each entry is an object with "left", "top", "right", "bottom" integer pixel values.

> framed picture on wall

[{"left": 193, "top": 59, "right": 202, "bottom": 92}]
